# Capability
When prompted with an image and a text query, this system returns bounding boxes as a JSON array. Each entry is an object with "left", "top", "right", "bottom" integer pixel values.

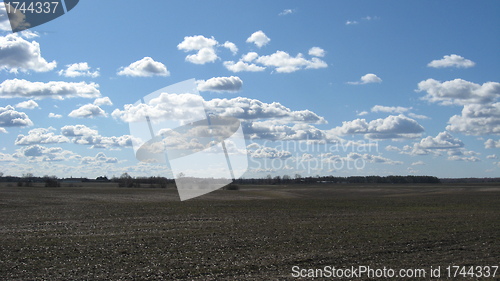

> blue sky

[{"left": 0, "top": 1, "right": 499, "bottom": 179}]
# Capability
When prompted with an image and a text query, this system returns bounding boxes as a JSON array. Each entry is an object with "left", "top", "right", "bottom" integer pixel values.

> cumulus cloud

[
  {"left": 246, "top": 30, "right": 271, "bottom": 48},
  {"left": 80, "top": 152, "right": 118, "bottom": 164},
  {"left": 222, "top": 41, "right": 238, "bottom": 55},
  {"left": 60, "top": 125, "right": 133, "bottom": 149},
  {"left": 255, "top": 50, "right": 327, "bottom": 73},
  {"left": 112, "top": 93, "right": 206, "bottom": 123},
  {"left": 15, "top": 100, "right": 38, "bottom": 109},
  {"left": 484, "top": 139, "right": 500, "bottom": 149},
  {"left": 15, "top": 128, "right": 69, "bottom": 145},
  {"left": 18, "top": 145, "right": 74, "bottom": 162},
  {"left": 94, "top": 97, "right": 113, "bottom": 106},
  {"left": 371, "top": 105, "right": 410, "bottom": 114},
  {"left": 185, "top": 48, "right": 218, "bottom": 64},
  {"left": 446, "top": 103, "right": 500, "bottom": 135},
  {"left": 58, "top": 62, "right": 100, "bottom": 78},
  {"left": 329, "top": 114, "right": 424, "bottom": 139},
  {"left": 177, "top": 35, "right": 218, "bottom": 51},
  {"left": 61, "top": 125, "right": 98, "bottom": 137},
  {"left": 0, "top": 105, "right": 33, "bottom": 127},
  {"left": 177, "top": 35, "right": 219, "bottom": 64},
  {"left": 48, "top": 113, "right": 62, "bottom": 118},
  {"left": 72, "top": 134, "right": 135, "bottom": 149},
  {"left": 223, "top": 60, "right": 265, "bottom": 72},
  {"left": 0, "top": 34, "right": 56, "bottom": 73},
  {"left": 243, "top": 121, "right": 326, "bottom": 141},
  {"left": 197, "top": 76, "right": 243, "bottom": 93},
  {"left": 321, "top": 152, "right": 402, "bottom": 165},
  {"left": 417, "top": 78, "right": 500, "bottom": 106},
  {"left": 117, "top": 57, "right": 170, "bottom": 77},
  {"left": 348, "top": 73, "right": 382, "bottom": 85},
  {"left": 0, "top": 79, "right": 101, "bottom": 100},
  {"left": 308, "top": 47, "right": 326, "bottom": 57},
  {"left": 427, "top": 54, "right": 475, "bottom": 68},
  {"left": 205, "top": 97, "right": 327, "bottom": 124},
  {"left": 68, "top": 104, "right": 107, "bottom": 118},
  {"left": 247, "top": 143, "right": 292, "bottom": 159},
  {"left": 413, "top": 131, "right": 464, "bottom": 152}
]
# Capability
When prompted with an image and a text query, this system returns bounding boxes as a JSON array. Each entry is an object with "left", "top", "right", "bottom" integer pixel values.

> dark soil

[{"left": 0, "top": 183, "right": 498, "bottom": 280}]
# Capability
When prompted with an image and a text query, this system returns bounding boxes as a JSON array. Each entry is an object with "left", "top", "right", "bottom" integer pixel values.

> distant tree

[{"left": 119, "top": 173, "right": 135, "bottom": 188}]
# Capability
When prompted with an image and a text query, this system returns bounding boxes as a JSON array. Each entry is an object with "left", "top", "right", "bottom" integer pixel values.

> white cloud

[
  {"left": 357, "top": 111, "right": 369, "bottom": 116},
  {"left": 448, "top": 155, "right": 481, "bottom": 162},
  {"left": 411, "top": 161, "right": 425, "bottom": 166},
  {"left": 417, "top": 78, "right": 500, "bottom": 105},
  {"left": 58, "top": 62, "right": 100, "bottom": 78},
  {"left": 371, "top": 105, "right": 410, "bottom": 114},
  {"left": 0, "top": 128, "right": 7, "bottom": 133},
  {"left": 80, "top": 152, "right": 118, "bottom": 164},
  {"left": 415, "top": 131, "right": 464, "bottom": 150},
  {"left": 0, "top": 79, "right": 101, "bottom": 100},
  {"left": 69, "top": 104, "right": 107, "bottom": 118},
  {"left": 408, "top": 113, "right": 430, "bottom": 120},
  {"left": 244, "top": 121, "right": 326, "bottom": 141},
  {"left": 385, "top": 145, "right": 400, "bottom": 152},
  {"left": 94, "top": 97, "right": 113, "bottom": 106},
  {"left": 242, "top": 52, "right": 259, "bottom": 62},
  {"left": 0, "top": 105, "right": 33, "bottom": 127},
  {"left": 197, "top": 76, "right": 243, "bottom": 93},
  {"left": 112, "top": 93, "right": 206, "bottom": 123},
  {"left": 255, "top": 50, "right": 327, "bottom": 73},
  {"left": 177, "top": 35, "right": 219, "bottom": 64},
  {"left": 0, "top": 5, "right": 12, "bottom": 31},
  {"left": 348, "top": 73, "right": 382, "bottom": 85},
  {"left": 15, "top": 128, "right": 69, "bottom": 145},
  {"left": 486, "top": 154, "right": 497, "bottom": 159},
  {"left": 17, "top": 145, "right": 75, "bottom": 162},
  {"left": 72, "top": 134, "right": 135, "bottom": 149},
  {"left": 446, "top": 102, "right": 500, "bottom": 135},
  {"left": 48, "top": 113, "right": 62, "bottom": 118},
  {"left": 308, "top": 47, "right": 326, "bottom": 57},
  {"left": 223, "top": 60, "right": 265, "bottom": 72},
  {"left": 117, "top": 57, "right": 170, "bottom": 77},
  {"left": 427, "top": 54, "right": 475, "bottom": 68},
  {"left": 15, "top": 100, "right": 39, "bottom": 109},
  {"left": 346, "top": 20, "right": 358, "bottom": 25},
  {"left": 247, "top": 143, "right": 291, "bottom": 159},
  {"left": 61, "top": 125, "right": 98, "bottom": 137},
  {"left": 0, "top": 152, "right": 15, "bottom": 161},
  {"left": 177, "top": 35, "right": 218, "bottom": 51},
  {"left": 279, "top": 9, "right": 295, "bottom": 16},
  {"left": 484, "top": 139, "right": 500, "bottom": 149},
  {"left": 205, "top": 97, "right": 327, "bottom": 124},
  {"left": 329, "top": 114, "right": 424, "bottom": 139},
  {"left": 222, "top": 41, "right": 238, "bottom": 55},
  {"left": 0, "top": 34, "right": 57, "bottom": 73},
  {"left": 246, "top": 30, "right": 271, "bottom": 48},
  {"left": 185, "top": 47, "right": 218, "bottom": 64},
  {"left": 60, "top": 125, "right": 133, "bottom": 149}
]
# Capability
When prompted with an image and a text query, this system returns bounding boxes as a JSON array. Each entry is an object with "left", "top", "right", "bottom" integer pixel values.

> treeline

[
  {"left": 9, "top": 173, "right": 500, "bottom": 187},
  {"left": 235, "top": 175, "right": 441, "bottom": 185}
]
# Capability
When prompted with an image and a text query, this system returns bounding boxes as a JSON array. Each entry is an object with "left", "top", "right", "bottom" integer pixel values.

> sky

[{"left": 0, "top": 0, "right": 499, "bottom": 179}]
